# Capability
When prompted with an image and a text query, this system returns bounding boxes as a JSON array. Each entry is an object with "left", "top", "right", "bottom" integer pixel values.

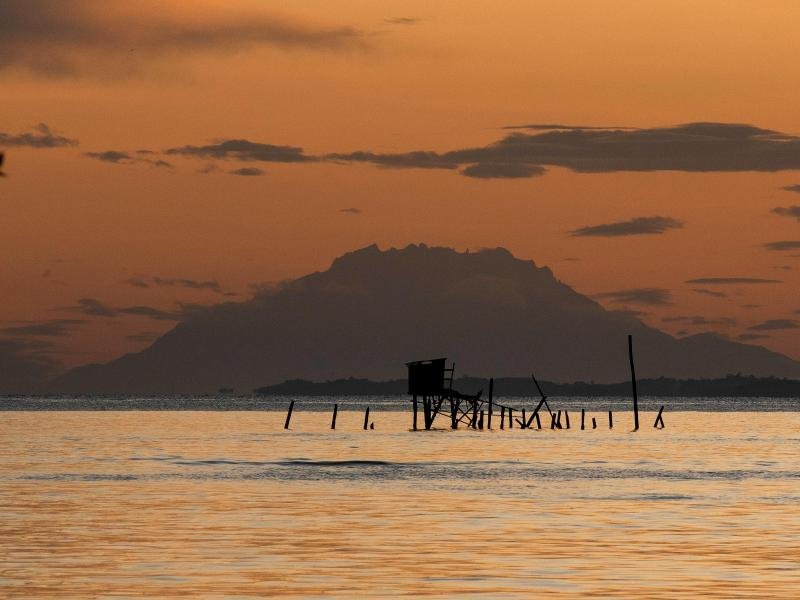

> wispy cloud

[
  {"left": 166, "top": 140, "right": 312, "bottom": 163},
  {"left": 339, "top": 207, "right": 362, "bottom": 214},
  {"left": 662, "top": 315, "right": 737, "bottom": 326},
  {"left": 691, "top": 288, "right": 727, "bottom": 298},
  {"left": 781, "top": 184, "right": 800, "bottom": 193},
  {"left": 748, "top": 319, "right": 799, "bottom": 331},
  {"left": 570, "top": 216, "right": 683, "bottom": 237},
  {"left": 1, "top": 319, "right": 86, "bottom": 337},
  {"left": 230, "top": 167, "right": 265, "bottom": 176},
  {"left": 0, "top": 1, "right": 370, "bottom": 78},
  {"left": 771, "top": 206, "right": 800, "bottom": 221},
  {"left": 384, "top": 17, "right": 421, "bottom": 26},
  {"left": 685, "top": 277, "right": 782, "bottom": 284},
  {"left": 0, "top": 123, "right": 77, "bottom": 148},
  {"left": 594, "top": 288, "right": 672, "bottom": 306},
  {"left": 763, "top": 241, "right": 800, "bottom": 251}
]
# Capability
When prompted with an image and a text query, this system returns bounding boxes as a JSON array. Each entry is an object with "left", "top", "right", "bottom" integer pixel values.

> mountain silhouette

[{"left": 52, "top": 244, "right": 800, "bottom": 393}]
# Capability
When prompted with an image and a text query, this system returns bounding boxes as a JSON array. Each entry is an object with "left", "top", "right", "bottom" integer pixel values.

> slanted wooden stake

[
  {"left": 608, "top": 410, "right": 613, "bottom": 429},
  {"left": 284, "top": 400, "right": 295, "bottom": 430},
  {"left": 581, "top": 409, "right": 586, "bottom": 430},
  {"left": 500, "top": 406, "right": 505, "bottom": 430},
  {"left": 487, "top": 378, "right": 494, "bottom": 429},
  {"left": 628, "top": 334, "right": 640, "bottom": 431},
  {"left": 363, "top": 406, "right": 370, "bottom": 430},
  {"left": 654, "top": 405, "right": 665, "bottom": 429},
  {"left": 331, "top": 403, "right": 338, "bottom": 429},
  {"left": 535, "top": 412, "right": 542, "bottom": 429},
  {"left": 564, "top": 410, "right": 571, "bottom": 429}
]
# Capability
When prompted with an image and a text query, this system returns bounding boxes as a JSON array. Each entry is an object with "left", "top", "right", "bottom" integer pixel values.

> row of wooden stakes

[{"left": 280, "top": 400, "right": 665, "bottom": 431}]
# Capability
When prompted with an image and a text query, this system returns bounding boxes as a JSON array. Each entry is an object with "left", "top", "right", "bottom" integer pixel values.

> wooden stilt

[
  {"left": 521, "top": 409, "right": 527, "bottom": 429},
  {"left": 581, "top": 408, "right": 585, "bottom": 430},
  {"left": 471, "top": 398, "right": 478, "bottom": 429},
  {"left": 508, "top": 408, "right": 513, "bottom": 429},
  {"left": 654, "top": 405, "right": 665, "bottom": 429},
  {"left": 423, "top": 396, "right": 432, "bottom": 430},
  {"left": 550, "top": 411, "right": 556, "bottom": 429},
  {"left": 412, "top": 395, "right": 418, "bottom": 431},
  {"left": 608, "top": 410, "right": 613, "bottom": 429},
  {"left": 564, "top": 410, "right": 570, "bottom": 429},
  {"left": 450, "top": 398, "right": 458, "bottom": 429},
  {"left": 487, "top": 378, "right": 494, "bottom": 429},
  {"left": 629, "top": 334, "right": 640, "bottom": 431},
  {"left": 363, "top": 406, "right": 370, "bottom": 430},
  {"left": 331, "top": 403, "right": 338, "bottom": 429},
  {"left": 500, "top": 406, "right": 505, "bottom": 430},
  {"left": 535, "top": 412, "right": 541, "bottom": 429},
  {"left": 284, "top": 400, "right": 295, "bottom": 430},
  {"left": 479, "top": 410, "right": 485, "bottom": 430}
]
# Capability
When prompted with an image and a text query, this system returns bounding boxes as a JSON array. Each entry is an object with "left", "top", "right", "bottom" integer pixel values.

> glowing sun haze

[{"left": 2, "top": 0, "right": 800, "bottom": 372}]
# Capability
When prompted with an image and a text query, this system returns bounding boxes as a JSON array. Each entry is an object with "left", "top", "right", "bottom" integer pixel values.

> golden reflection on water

[{"left": 2, "top": 410, "right": 800, "bottom": 598}]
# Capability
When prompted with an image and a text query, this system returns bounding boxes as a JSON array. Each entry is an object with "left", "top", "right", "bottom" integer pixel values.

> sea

[{"left": 2, "top": 396, "right": 799, "bottom": 598}]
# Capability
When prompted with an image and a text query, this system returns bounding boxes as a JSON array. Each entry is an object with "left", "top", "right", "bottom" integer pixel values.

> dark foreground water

[{"left": 1, "top": 401, "right": 799, "bottom": 597}]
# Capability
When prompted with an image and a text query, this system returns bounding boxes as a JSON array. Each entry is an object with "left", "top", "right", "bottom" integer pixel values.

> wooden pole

[
  {"left": 521, "top": 409, "right": 527, "bottom": 429},
  {"left": 284, "top": 400, "right": 295, "bottom": 430},
  {"left": 500, "top": 406, "right": 505, "bottom": 430},
  {"left": 450, "top": 398, "right": 458, "bottom": 429},
  {"left": 608, "top": 410, "right": 613, "bottom": 429},
  {"left": 508, "top": 408, "right": 514, "bottom": 429},
  {"left": 628, "top": 334, "right": 640, "bottom": 431},
  {"left": 535, "top": 412, "right": 541, "bottom": 429},
  {"left": 654, "top": 405, "right": 665, "bottom": 429},
  {"left": 550, "top": 411, "right": 556, "bottom": 429},
  {"left": 413, "top": 395, "right": 418, "bottom": 431},
  {"left": 363, "top": 406, "right": 370, "bottom": 430},
  {"left": 556, "top": 410, "right": 562, "bottom": 429},
  {"left": 581, "top": 409, "right": 585, "bottom": 430},
  {"left": 471, "top": 398, "right": 478, "bottom": 429},
  {"left": 424, "top": 396, "right": 432, "bottom": 430},
  {"left": 592, "top": 417, "right": 597, "bottom": 429},
  {"left": 331, "top": 403, "right": 338, "bottom": 429},
  {"left": 479, "top": 410, "right": 485, "bottom": 430},
  {"left": 564, "top": 410, "right": 570, "bottom": 429},
  {"left": 487, "top": 378, "right": 494, "bottom": 429}
]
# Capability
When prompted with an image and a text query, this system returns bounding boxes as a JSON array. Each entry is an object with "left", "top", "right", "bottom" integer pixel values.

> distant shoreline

[{"left": 254, "top": 374, "right": 800, "bottom": 398}]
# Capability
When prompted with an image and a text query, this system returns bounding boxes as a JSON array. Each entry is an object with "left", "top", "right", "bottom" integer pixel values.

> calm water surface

[{"left": 2, "top": 404, "right": 799, "bottom": 598}]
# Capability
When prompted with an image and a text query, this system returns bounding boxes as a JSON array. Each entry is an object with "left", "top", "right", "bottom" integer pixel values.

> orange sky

[{"left": 2, "top": 0, "right": 800, "bottom": 370}]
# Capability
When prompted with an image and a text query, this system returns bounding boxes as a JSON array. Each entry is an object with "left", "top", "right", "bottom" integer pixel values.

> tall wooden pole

[
  {"left": 628, "top": 334, "right": 640, "bottom": 431},
  {"left": 487, "top": 377, "right": 494, "bottom": 429}
]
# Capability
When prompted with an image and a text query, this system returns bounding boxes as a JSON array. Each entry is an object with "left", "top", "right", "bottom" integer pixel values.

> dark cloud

[
  {"left": 74, "top": 298, "right": 117, "bottom": 317},
  {"left": 85, "top": 150, "right": 132, "bottom": 163},
  {"left": 122, "top": 276, "right": 150, "bottom": 288},
  {"left": 339, "top": 207, "right": 362, "bottom": 214},
  {"left": 85, "top": 150, "right": 173, "bottom": 168},
  {"left": 781, "top": 184, "right": 800, "bottom": 193},
  {"left": 763, "top": 241, "right": 800, "bottom": 251},
  {"left": 0, "top": 123, "right": 78, "bottom": 148},
  {"left": 594, "top": 288, "right": 672, "bottom": 306},
  {"left": 0, "top": 1, "right": 369, "bottom": 78},
  {"left": 166, "top": 140, "right": 312, "bottom": 163},
  {"left": 748, "top": 319, "right": 799, "bottom": 331},
  {"left": 662, "top": 315, "right": 737, "bottom": 326},
  {"left": 570, "top": 216, "right": 683, "bottom": 237},
  {"left": 503, "top": 124, "right": 637, "bottom": 131},
  {"left": 461, "top": 162, "right": 546, "bottom": 179},
  {"left": 772, "top": 206, "right": 800, "bottom": 221},
  {"left": 152, "top": 277, "right": 222, "bottom": 293},
  {"left": 737, "top": 333, "right": 770, "bottom": 341},
  {"left": 1, "top": 319, "right": 86, "bottom": 337},
  {"left": 685, "top": 277, "right": 782, "bottom": 284},
  {"left": 230, "top": 167, "right": 265, "bottom": 177},
  {"left": 0, "top": 338, "right": 61, "bottom": 391},
  {"left": 691, "top": 288, "right": 727, "bottom": 298},
  {"left": 384, "top": 17, "right": 420, "bottom": 25},
  {"left": 324, "top": 122, "right": 800, "bottom": 179}
]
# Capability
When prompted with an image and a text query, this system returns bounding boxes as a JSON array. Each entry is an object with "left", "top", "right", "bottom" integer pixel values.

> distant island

[{"left": 254, "top": 374, "right": 800, "bottom": 398}]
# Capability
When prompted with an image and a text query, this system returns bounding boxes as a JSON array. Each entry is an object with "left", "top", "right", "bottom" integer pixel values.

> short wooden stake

[
  {"left": 556, "top": 410, "right": 562, "bottom": 429},
  {"left": 550, "top": 412, "right": 556, "bottom": 429},
  {"left": 331, "top": 403, "right": 338, "bottom": 429},
  {"left": 284, "top": 400, "right": 295, "bottom": 430},
  {"left": 500, "top": 406, "right": 505, "bottom": 430},
  {"left": 370, "top": 422, "right": 374, "bottom": 430},
  {"left": 608, "top": 410, "right": 613, "bottom": 429},
  {"left": 581, "top": 408, "right": 585, "bottom": 430},
  {"left": 654, "top": 405, "right": 665, "bottom": 429},
  {"left": 363, "top": 406, "right": 370, "bottom": 430},
  {"left": 592, "top": 417, "right": 597, "bottom": 429}
]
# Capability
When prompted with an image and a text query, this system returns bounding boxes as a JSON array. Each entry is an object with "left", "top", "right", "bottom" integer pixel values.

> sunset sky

[{"left": 2, "top": 0, "right": 800, "bottom": 375}]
